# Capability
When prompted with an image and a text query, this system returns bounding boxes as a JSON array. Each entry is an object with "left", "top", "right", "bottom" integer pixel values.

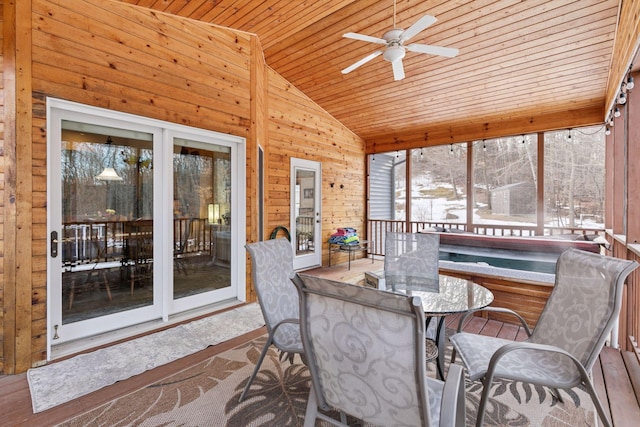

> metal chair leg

[
  {"left": 304, "top": 387, "right": 319, "bottom": 427},
  {"left": 583, "top": 376, "right": 612, "bottom": 427},
  {"left": 239, "top": 335, "right": 274, "bottom": 402},
  {"left": 475, "top": 375, "right": 493, "bottom": 427}
]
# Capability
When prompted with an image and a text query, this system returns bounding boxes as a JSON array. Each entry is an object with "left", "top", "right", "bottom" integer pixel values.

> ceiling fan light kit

[
  {"left": 342, "top": 1, "right": 458, "bottom": 81},
  {"left": 383, "top": 45, "right": 405, "bottom": 63}
]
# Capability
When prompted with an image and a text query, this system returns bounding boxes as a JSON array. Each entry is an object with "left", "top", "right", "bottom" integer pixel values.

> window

[
  {"left": 369, "top": 126, "right": 605, "bottom": 236},
  {"left": 544, "top": 126, "right": 605, "bottom": 229},
  {"left": 472, "top": 134, "right": 537, "bottom": 233},
  {"left": 410, "top": 144, "right": 467, "bottom": 223}
]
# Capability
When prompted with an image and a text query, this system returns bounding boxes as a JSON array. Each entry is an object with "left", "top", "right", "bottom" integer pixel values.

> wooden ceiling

[{"left": 119, "top": 1, "right": 636, "bottom": 150}]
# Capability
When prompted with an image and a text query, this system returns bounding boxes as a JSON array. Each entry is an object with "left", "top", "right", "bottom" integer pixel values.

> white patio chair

[
  {"left": 385, "top": 232, "right": 444, "bottom": 375},
  {"left": 294, "top": 273, "right": 466, "bottom": 427},
  {"left": 385, "top": 231, "right": 440, "bottom": 292},
  {"left": 239, "top": 238, "right": 304, "bottom": 402},
  {"left": 449, "top": 248, "right": 638, "bottom": 427}
]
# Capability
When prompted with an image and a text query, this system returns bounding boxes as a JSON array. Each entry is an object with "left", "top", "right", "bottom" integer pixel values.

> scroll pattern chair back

[
  {"left": 384, "top": 231, "right": 442, "bottom": 375},
  {"left": 531, "top": 248, "right": 634, "bottom": 370},
  {"left": 246, "top": 238, "right": 300, "bottom": 350},
  {"left": 240, "top": 238, "right": 303, "bottom": 401},
  {"left": 385, "top": 232, "right": 440, "bottom": 292},
  {"left": 449, "top": 248, "right": 638, "bottom": 427},
  {"left": 294, "top": 273, "right": 466, "bottom": 427}
]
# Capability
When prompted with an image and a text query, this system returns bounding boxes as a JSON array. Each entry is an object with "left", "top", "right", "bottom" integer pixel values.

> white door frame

[{"left": 290, "top": 157, "right": 322, "bottom": 270}]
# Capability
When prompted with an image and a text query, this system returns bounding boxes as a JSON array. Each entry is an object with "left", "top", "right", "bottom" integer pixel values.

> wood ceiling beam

[{"left": 366, "top": 104, "right": 604, "bottom": 153}]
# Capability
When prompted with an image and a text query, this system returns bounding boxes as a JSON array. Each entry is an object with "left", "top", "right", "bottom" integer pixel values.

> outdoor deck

[{"left": 0, "top": 258, "right": 639, "bottom": 426}]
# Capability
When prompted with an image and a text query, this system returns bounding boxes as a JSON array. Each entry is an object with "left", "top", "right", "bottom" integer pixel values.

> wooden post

[
  {"left": 626, "top": 72, "right": 640, "bottom": 243},
  {"left": 536, "top": 132, "right": 545, "bottom": 236},
  {"left": 3, "top": 0, "right": 34, "bottom": 374}
]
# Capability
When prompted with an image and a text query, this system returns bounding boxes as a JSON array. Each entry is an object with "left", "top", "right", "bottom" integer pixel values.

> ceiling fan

[{"left": 341, "top": 1, "right": 459, "bottom": 81}]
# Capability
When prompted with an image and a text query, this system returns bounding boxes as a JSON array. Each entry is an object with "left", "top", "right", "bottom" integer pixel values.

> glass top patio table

[
  {"left": 391, "top": 274, "right": 494, "bottom": 379},
  {"left": 407, "top": 274, "right": 494, "bottom": 316}
]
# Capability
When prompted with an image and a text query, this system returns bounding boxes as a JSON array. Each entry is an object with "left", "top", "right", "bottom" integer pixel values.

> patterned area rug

[{"left": 57, "top": 334, "right": 596, "bottom": 426}]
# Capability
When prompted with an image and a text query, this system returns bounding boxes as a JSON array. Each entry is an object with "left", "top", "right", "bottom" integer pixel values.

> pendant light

[{"left": 96, "top": 136, "right": 123, "bottom": 181}]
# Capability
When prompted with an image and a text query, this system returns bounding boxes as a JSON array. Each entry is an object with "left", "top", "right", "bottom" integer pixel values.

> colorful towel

[{"left": 329, "top": 227, "right": 359, "bottom": 244}]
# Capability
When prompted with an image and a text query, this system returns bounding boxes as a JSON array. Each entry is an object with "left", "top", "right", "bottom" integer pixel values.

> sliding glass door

[{"left": 47, "top": 99, "right": 245, "bottom": 352}]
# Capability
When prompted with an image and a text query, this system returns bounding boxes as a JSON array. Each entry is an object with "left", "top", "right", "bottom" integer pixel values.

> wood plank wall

[
  {"left": 25, "top": 0, "right": 252, "bottom": 372},
  {"left": 266, "top": 69, "right": 366, "bottom": 266},
  {"left": 608, "top": 63, "right": 640, "bottom": 355},
  {"left": 625, "top": 72, "right": 640, "bottom": 357},
  {"left": 0, "top": 0, "right": 7, "bottom": 374},
  {"left": 26, "top": 0, "right": 257, "bottom": 372},
  {"left": 0, "top": 0, "right": 366, "bottom": 373}
]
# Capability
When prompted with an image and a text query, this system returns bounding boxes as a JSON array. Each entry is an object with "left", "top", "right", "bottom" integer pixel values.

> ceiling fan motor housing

[
  {"left": 382, "top": 29, "right": 406, "bottom": 62},
  {"left": 383, "top": 28, "right": 404, "bottom": 42}
]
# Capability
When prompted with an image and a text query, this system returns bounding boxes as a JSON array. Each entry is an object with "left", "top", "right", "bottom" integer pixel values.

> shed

[{"left": 491, "top": 182, "right": 536, "bottom": 216}]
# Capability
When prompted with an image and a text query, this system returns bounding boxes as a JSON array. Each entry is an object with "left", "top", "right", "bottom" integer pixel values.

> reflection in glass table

[{"left": 391, "top": 274, "right": 494, "bottom": 379}]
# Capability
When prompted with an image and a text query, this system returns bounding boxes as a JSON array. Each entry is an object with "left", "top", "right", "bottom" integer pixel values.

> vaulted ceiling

[{"left": 120, "top": 1, "right": 639, "bottom": 151}]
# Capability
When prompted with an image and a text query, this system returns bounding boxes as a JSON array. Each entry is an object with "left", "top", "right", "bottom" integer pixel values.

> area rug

[
  {"left": 28, "top": 303, "right": 264, "bottom": 414},
  {"left": 56, "top": 335, "right": 596, "bottom": 427}
]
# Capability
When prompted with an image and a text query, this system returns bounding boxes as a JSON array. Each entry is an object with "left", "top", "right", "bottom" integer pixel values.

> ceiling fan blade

[
  {"left": 343, "top": 32, "right": 387, "bottom": 45},
  {"left": 407, "top": 43, "right": 459, "bottom": 58},
  {"left": 401, "top": 15, "right": 437, "bottom": 42},
  {"left": 391, "top": 59, "right": 405, "bottom": 81},
  {"left": 341, "top": 51, "right": 383, "bottom": 74}
]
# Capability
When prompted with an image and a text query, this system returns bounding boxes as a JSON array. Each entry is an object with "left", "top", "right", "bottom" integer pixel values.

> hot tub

[{"left": 433, "top": 232, "right": 601, "bottom": 275}]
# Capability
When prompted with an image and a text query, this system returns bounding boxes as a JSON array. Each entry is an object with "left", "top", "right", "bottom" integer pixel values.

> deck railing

[
  {"left": 366, "top": 219, "right": 605, "bottom": 257},
  {"left": 611, "top": 238, "right": 640, "bottom": 356}
]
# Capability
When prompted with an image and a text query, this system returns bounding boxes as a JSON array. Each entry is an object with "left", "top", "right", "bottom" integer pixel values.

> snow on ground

[{"left": 399, "top": 181, "right": 603, "bottom": 231}]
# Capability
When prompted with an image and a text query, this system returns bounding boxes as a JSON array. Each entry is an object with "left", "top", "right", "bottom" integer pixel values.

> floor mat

[{"left": 27, "top": 303, "right": 264, "bottom": 413}]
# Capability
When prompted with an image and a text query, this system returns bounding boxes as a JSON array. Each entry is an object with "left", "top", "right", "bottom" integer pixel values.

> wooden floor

[{"left": 1, "top": 257, "right": 639, "bottom": 426}]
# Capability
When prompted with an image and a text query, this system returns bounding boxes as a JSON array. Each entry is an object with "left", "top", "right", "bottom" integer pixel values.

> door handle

[{"left": 51, "top": 231, "right": 58, "bottom": 258}]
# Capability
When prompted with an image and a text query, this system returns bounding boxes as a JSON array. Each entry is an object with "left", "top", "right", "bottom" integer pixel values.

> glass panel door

[
  {"left": 172, "top": 138, "right": 232, "bottom": 300},
  {"left": 291, "top": 158, "right": 322, "bottom": 270},
  {"left": 51, "top": 117, "right": 161, "bottom": 344}
]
